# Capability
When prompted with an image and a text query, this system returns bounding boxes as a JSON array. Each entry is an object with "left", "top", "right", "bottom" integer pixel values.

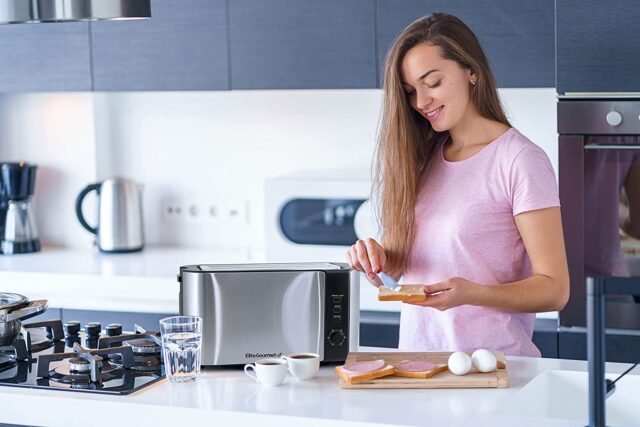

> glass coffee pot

[{"left": 0, "top": 162, "right": 40, "bottom": 254}]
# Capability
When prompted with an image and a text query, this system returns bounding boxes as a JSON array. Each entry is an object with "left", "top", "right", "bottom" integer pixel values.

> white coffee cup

[
  {"left": 284, "top": 352, "right": 320, "bottom": 381},
  {"left": 244, "top": 358, "right": 288, "bottom": 387}
]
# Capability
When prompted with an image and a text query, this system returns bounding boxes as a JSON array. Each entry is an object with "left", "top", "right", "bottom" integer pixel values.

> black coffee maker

[{"left": 0, "top": 162, "right": 40, "bottom": 254}]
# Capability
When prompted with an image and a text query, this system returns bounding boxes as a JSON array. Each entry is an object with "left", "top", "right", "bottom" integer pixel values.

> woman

[{"left": 347, "top": 13, "right": 569, "bottom": 357}]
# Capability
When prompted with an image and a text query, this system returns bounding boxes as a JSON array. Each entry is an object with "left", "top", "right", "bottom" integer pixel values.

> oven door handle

[{"left": 584, "top": 144, "right": 640, "bottom": 150}]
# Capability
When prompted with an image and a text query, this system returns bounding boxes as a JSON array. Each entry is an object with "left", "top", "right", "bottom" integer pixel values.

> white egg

[
  {"left": 471, "top": 349, "right": 497, "bottom": 373},
  {"left": 447, "top": 351, "right": 472, "bottom": 375}
]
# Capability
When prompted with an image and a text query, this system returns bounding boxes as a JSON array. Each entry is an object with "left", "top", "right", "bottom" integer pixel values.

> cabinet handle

[{"left": 584, "top": 144, "right": 640, "bottom": 150}]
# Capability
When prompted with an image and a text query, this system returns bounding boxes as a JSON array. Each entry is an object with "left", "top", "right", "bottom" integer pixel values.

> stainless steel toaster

[{"left": 177, "top": 262, "right": 359, "bottom": 366}]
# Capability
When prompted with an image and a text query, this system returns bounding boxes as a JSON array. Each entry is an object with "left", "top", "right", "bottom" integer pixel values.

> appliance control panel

[
  {"left": 558, "top": 99, "right": 640, "bottom": 134},
  {"left": 323, "top": 270, "right": 350, "bottom": 362}
]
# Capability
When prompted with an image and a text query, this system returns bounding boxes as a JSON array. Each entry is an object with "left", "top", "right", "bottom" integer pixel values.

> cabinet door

[
  {"left": 377, "top": 1, "right": 555, "bottom": 88},
  {"left": 91, "top": 0, "right": 228, "bottom": 91},
  {"left": 556, "top": 0, "right": 640, "bottom": 94},
  {"left": 0, "top": 23, "right": 91, "bottom": 92},
  {"left": 229, "top": 0, "right": 377, "bottom": 89}
]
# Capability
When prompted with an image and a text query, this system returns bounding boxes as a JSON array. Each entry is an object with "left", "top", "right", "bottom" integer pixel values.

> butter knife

[{"left": 377, "top": 272, "right": 401, "bottom": 292}]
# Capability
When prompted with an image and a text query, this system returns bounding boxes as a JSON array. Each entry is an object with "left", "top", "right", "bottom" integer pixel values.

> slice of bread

[
  {"left": 393, "top": 363, "right": 448, "bottom": 379},
  {"left": 335, "top": 364, "right": 395, "bottom": 384},
  {"left": 378, "top": 284, "right": 426, "bottom": 302}
]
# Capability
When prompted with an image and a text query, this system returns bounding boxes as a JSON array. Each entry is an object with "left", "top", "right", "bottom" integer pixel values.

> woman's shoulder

[{"left": 494, "top": 128, "right": 549, "bottom": 164}]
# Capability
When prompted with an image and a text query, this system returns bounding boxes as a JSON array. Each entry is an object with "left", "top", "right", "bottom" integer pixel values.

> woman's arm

[{"left": 408, "top": 206, "right": 570, "bottom": 312}]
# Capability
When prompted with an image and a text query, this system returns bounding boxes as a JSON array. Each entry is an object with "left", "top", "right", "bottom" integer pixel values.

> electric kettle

[{"left": 75, "top": 177, "right": 144, "bottom": 253}]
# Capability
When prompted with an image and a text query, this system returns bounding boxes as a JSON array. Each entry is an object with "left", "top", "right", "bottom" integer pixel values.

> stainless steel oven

[{"left": 559, "top": 96, "right": 640, "bottom": 332}]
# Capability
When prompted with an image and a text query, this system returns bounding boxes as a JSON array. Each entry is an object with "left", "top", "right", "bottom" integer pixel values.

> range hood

[{"left": 0, "top": 0, "right": 151, "bottom": 24}]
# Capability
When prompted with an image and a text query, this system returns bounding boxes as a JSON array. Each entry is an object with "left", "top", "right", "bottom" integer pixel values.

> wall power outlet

[{"left": 162, "top": 199, "right": 249, "bottom": 224}]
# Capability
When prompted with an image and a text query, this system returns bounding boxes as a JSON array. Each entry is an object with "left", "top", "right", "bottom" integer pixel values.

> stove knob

[
  {"left": 64, "top": 321, "right": 81, "bottom": 336},
  {"left": 85, "top": 322, "right": 101, "bottom": 337},
  {"left": 106, "top": 323, "right": 123, "bottom": 336},
  {"left": 65, "top": 335, "right": 81, "bottom": 346},
  {"left": 606, "top": 110, "right": 623, "bottom": 127},
  {"left": 328, "top": 329, "right": 346, "bottom": 347}
]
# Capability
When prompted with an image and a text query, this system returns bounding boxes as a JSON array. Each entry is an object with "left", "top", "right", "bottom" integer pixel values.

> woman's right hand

[{"left": 346, "top": 238, "right": 387, "bottom": 286}]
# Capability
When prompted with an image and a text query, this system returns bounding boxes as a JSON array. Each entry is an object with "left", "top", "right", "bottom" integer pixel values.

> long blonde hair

[{"left": 375, "top": 13, "right": 510, "bottom": 277}]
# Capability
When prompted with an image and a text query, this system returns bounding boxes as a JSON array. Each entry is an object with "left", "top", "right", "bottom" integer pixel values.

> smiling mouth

[{"left": 425, "top": 106, "right": 443, "bottom": 118}]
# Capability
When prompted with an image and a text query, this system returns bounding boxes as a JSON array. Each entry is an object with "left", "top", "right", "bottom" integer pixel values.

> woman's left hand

[{"left": 406, "top": 277, "right": 481, "bottom": 311}]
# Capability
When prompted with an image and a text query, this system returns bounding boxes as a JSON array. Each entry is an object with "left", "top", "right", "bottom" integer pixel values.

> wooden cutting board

[{"left": 339, "top": 351, "right": 508, "bottom": 389}]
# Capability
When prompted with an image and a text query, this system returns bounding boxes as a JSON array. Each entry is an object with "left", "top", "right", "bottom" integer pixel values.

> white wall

[
  {"left": 0, "top": 88, "right": 557, "bottom": 257},
  {"left": 0, "top": 94, "right": 97, "bottom": 249}
]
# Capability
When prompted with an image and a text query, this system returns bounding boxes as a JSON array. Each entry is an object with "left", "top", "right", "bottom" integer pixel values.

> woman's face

[{"left": 400, "top": 43, "right": 475, "bottom": 132}]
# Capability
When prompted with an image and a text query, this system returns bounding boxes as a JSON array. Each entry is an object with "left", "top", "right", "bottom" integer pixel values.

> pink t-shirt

[{"left": 399, "top": 128, "right": 560, "bottom": 357}]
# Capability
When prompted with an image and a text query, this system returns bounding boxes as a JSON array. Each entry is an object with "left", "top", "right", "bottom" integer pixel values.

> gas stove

[{"left": 0, "top": 319, "right": 165, "bottom": 394}]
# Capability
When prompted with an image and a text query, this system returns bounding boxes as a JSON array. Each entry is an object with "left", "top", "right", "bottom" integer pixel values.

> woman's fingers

[
  {"left": 423, "top": 282, "right": 449, "bottom": 295},
  {"left": 346, "top": 246, "right": 363, "bottom": 271},
  {"left": 406, "top": 293, "right": 447, "bottom": 310},
  {"left": 354, "top": 240, "right": 373, "bottom": 274},
  {"left": 346, "top": 239, "right": 387, "bottom": 286},
  {"left": 346, "top": 249, "right": 354, "bottom": 268},
  {"left": 363, "top": 238, "right": 385, "bottom": 273}
]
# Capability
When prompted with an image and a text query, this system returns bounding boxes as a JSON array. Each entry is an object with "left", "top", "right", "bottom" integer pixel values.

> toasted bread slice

[
  {"left": 335, "top": 364, "right": 395, "bottom": 384},
  {"left": 393, "top": 362, "right": 448, "bottom": 379},
  {"left": 378, "top": 284, "right": 426, "bottom": 302}
]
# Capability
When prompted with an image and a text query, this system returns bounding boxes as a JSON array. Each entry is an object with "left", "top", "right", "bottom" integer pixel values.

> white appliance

[
  {"left": 264, "top": 171, "right": 397, "bottom": 313},
  {"left": 264, "top": 170, "right": 374, "bottom": 263}
]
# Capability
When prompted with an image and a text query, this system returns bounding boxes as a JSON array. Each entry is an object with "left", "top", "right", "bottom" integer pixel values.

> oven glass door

[{"left": 583, "top": 136, "right": 640, "bottom": 328}]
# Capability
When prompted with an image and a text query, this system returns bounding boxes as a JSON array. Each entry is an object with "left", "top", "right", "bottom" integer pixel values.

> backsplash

[{"left": 0, "top": 88, "right": 557, "bottom": 257}]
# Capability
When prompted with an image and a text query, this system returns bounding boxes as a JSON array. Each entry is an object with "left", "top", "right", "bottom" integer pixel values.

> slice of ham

[
  {"left": 395, "top": 360, "right": 438, "bottom": 372},
  {"left": 340, "top": 359, "right": 385, "bottom": 374}
]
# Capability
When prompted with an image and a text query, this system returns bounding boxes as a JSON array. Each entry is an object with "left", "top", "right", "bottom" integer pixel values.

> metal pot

[{"left": 0, "top": 292, "right": 48, "bottom": 346}]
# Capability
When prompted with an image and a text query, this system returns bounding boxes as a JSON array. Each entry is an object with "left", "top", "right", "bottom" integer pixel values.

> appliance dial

[
  {"left": 328, "top": 329, "right": 346, "bottom": 346},
  {"left": 63, "top": 321, "right": 80, "bottom": 336},
  {"left": 106, "top": 323, "right": 122, "bottom": 336},
  {"left": 606, "top": 110, "right": 623, "bottom": 127},
  {"left": 85, "top": 322, "right": 101, "bottom": 337}
]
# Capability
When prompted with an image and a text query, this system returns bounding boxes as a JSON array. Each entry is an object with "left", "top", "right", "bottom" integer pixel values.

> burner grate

[{"left": 37, "top": 343, "right": 136, "bottom": 383}]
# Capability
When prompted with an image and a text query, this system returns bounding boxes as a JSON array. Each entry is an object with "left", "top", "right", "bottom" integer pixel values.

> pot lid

[
  {"left": 0, "top": 292, "right": 28, "bottom": 311},
  {"left": 0, "top": 0, "right": 151, "bottom": 25}
]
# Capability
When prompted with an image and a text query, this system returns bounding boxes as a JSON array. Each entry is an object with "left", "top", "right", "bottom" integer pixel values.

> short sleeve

[{"left": 509, "top": 144, "right": 560, "bottom": 216}]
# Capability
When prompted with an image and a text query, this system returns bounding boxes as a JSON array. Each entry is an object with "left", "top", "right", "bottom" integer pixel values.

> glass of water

[{"left": 159, "top": 315, "right": 202, "bottom": 383}]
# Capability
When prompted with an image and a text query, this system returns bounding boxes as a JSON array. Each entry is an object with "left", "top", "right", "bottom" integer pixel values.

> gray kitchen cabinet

[
  {"left": 559, "top": 329, "right": 640, "bottom": 364},
  {"left": 91, "top": 0, "right": 228, "bottom": 91},
  {"left": 27, "top": 308, "right": 62, "bottom": 323},
  {"left": 376, "top": 1, "right": 555, "bottom": 88},
  {"left": 360, "top": 311, "right": 400, "bottom": 348},
  {"left": 360, "top": 311, "right": 559, "bottom": 357},
  {"left": 228, "top": 0, "right": 377, "bottom": 89},
  {"left": 0, "top": 23, "right": 92, "bottom": 92},
  {"left": 556, "top": 0, "right": 640, "bottom": 94}
]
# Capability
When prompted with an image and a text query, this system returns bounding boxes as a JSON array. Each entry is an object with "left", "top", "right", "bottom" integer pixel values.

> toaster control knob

[{"left": 328, "top": 329, "right": 346, "bottom": 347}]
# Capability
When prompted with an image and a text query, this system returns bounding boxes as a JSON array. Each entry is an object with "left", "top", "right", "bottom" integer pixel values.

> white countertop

[
  {"left": 0, "top": 348, "right": 635, "bottom": 427},
  {"left": 0, "top": 246, "right": 558, "bottom": 319},
  {"left": 0, "top": 246, "right": 251, "bottom": 313},
  {"left": 0, "top": 245, "right": 252, "bottom": 278}
]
